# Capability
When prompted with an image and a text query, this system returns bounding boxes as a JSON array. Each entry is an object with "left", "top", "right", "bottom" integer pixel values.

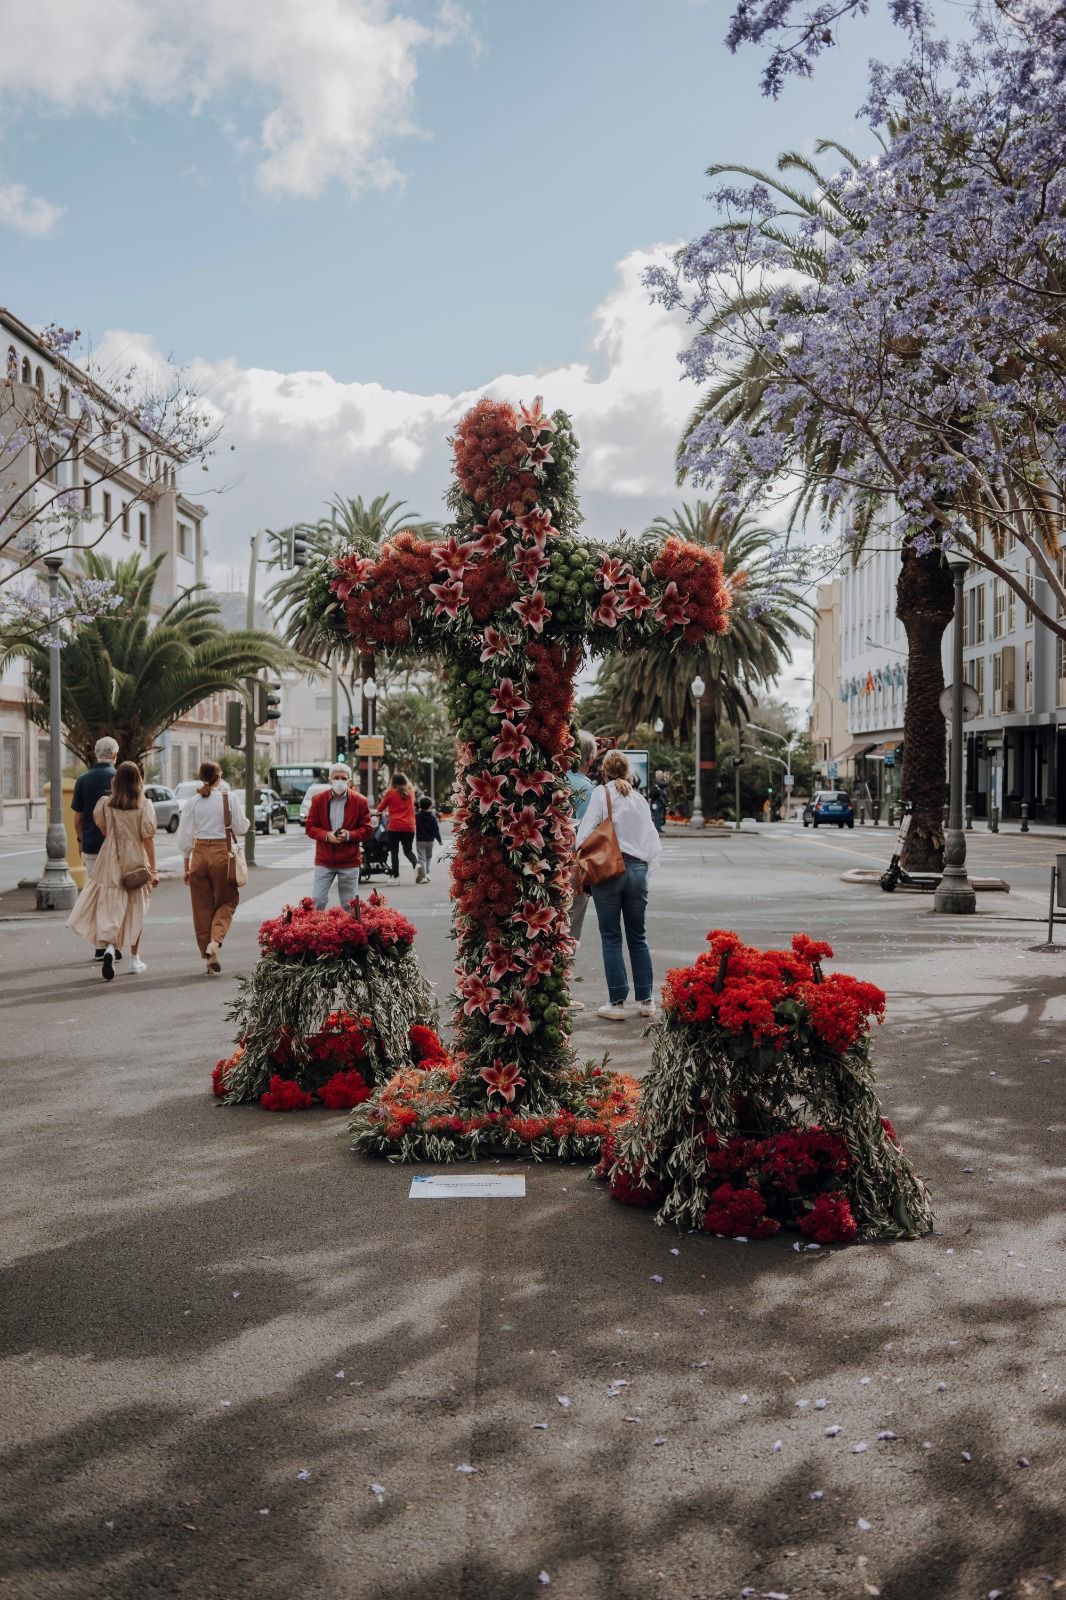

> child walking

[{"left": 415, "top": 795, "right": 442, "bottom": 884}]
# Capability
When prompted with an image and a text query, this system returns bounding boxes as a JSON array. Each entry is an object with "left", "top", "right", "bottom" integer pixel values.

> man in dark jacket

[
  {"left": 306, "top": 763, "right": 373, "bottom": 908},
  {"left": 72, "top": 735, "right": 119, "bottom": 961}
]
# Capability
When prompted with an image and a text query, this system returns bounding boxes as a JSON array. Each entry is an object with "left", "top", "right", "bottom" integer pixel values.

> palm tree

[
  {"left": 0, "top": 552, "right": 291, "bottom": 766},
  {"left": 678, "top": 140, "right": 965, "bottom": 869},
  {"left": 594, "top": 501, "right": 807, "bottom": 816}
]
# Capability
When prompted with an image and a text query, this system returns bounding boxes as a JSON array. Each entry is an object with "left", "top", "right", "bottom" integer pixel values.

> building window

[
  {"left": 83, "top": 483, "right": 92, "bottom": 513},
  {"left": 171, "top": 745, "right": 182, "bottom": 784},
  {"left": 188, "top": 744, "right": 198, "bottom": 776},
  {"left": 993, "top": 647, "right": 1015, "bottom": 714},
  {"left": 962, "top": 592, "right": 970, "bottom": 649},
  {"left": 1025, "top": 639, "right": 1034, "bottom": 711},
  {"left": 993, "top": 580, "right": 1006, "bottom": 640},
  {"left": 139, "top": 449, "right": 147, "bottom": 479},
  {"left": 966, "top": 656, "right": 985, "bottom": 715},
  {"left": 121, "top": 502, "right": 130, "bottom": 536},
  {"left": 6, "top": 346, "right": 16, "bottom": 379},
  {"left": 973, "top": 585, "right": 985, "bottom": 644},
  {"left": 1007, "top": 583, "right": 1015, "bottom": 635},
  {"left": 35, "top": 444, "right": 58, "bottom": 485},
  {"left": 178, "top": 521, "right": 191, "bottom": 559},
  {"left": 138, "top": 511, "right": 148, "bottom": 546},
  {"left": 2, "top": 735, "right": 22, "bottom": 800},
  {"left": 20, "top": 356, "right": 31, "bottom": 385},
  {"left": 103, "top": 491, "right": 112, "bottom": 526},
  {"left": 35, "top": 366, "right": 44, "bottom": 394}
]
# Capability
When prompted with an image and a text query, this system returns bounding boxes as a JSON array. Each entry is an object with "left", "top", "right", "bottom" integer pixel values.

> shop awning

[
  {"left": 833, "top": 739, "right": 877, "bottom": 761},
  {"left": 868, "top": 736, "right": 904, "bottom": 759}
]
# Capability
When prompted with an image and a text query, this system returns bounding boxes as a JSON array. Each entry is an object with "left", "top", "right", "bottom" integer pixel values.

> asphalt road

[{"left": 1, "top": 826, "right": 1065, "bottom": 1600}]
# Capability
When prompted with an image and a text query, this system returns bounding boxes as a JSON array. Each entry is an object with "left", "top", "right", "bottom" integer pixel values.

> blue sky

[{"left": 0, "top": 0, "right": 932, "bottom": 705}]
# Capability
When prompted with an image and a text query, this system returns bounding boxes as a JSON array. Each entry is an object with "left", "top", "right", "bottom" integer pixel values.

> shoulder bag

[
  {"left": 574, "top": 783, "right": 626, "bottom": 891},
  {"left": 223, "top": 792, "right": 248, "bottom": 887},
  {"left": 112, "top": 804, "right": 151, "bottom": 892}
]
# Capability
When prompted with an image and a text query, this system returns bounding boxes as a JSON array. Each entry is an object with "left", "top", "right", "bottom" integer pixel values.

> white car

[
  {"left": 145, "top": 783, "right": 180, "bottom": 833},
  {"left": 173, "top": 777, "right": 230, "bottom": 805},
  {"left": 299, "top": 783, "right": 332, "bottom": 827}
]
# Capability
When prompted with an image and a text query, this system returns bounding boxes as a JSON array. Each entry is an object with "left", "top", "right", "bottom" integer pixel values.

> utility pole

[{"left": 245, "top": 530, "right": 264, "bottom": 867}]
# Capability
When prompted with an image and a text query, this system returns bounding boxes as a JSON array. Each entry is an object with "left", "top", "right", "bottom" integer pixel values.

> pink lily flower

[
  {"left": 480, "top": 1059, "right": 527, "bottom": 1102},
  {"left": 512, "top": 544, "right": 549, "bottom": 586},
  {"left": 655, "top": 581, "right": 692, "bottom": 630},
  {"left": 479, "top": 626, "right": 513, "bottom": 662},
  {"left": 467, "top": 770, "right": 508, "bottom": 814},
  {"left": 597, "top": 555, "right": 632, "bottom": 588},
  {"left": 457, "top": 973, "right": 502, "bottom": 1018},
  {"left": 512, "top": 591, "right": 551, "bottom": 634},
  {"left": 513, "top": 899, "right": 556, "bottom": 937},
  {"left": 486, "top": 941, "right": 522, "bottom": 983},
  {"left": 488, "top": 998, "right": 534, "bottom": 1037},
  {"left": 502, "top": 805, "right": 547, "bottom": 852},
  {"left": 514, "top": 506, "right": 554, "bottom": 547},
  {"left": 434, "top": 535, "right": 470, "bottom": 579},
  {"left": 516, "top": 396, "right": 554, "bottom": 436},
  {"left": 593, "top": 591, "right": 621, "bottom": 628},
  {"left": 469, "top": 510, "right": 511, "bottom": 555},
  {"left": 492, "top": 719, "right": 534, "bottom": 764},
  {"left": 511, "top": 767, "right": 553, "bottom": 797},
  {"left": 490, "top": 678, "right": 532, "bottom": 718},
  {"left": 429, "top": 577, "right": 465, "bottom": 619},
  {"left": 618, "top": 576, "right": 653, "bottom": 618}
]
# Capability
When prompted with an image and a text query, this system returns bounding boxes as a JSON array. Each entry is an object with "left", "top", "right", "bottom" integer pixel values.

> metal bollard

[
  {"left": 965, "top": 804, "right": 973, "bottom": 831},
  {"left": 887, "top": 803, "right": 896, "bottom": 828},
  {"left": 990, "top": 805, "right": 999, "bottom": 834},
  {"left": 1020, "top": 801, "right": 1030, "bottom": 833}
]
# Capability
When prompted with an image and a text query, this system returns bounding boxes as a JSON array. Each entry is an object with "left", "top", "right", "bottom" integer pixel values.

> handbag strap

[
  {"left": 222, "top": 790, "right": 235, "bottom": 849},
  {"left": 604, "top": 782, "right": 614, "bottom": 822}
]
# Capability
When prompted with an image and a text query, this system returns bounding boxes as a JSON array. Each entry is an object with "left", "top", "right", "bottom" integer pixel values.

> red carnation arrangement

[
  {"left": 650, "top": 536, "right": 731, "bottom": 644},
  {"left": 261, "top": 1075, "right": 315, "bottom": 1113},
  {"left": 337, "top": 531, "right": 437, "bottom": 649},
  {"left": 452, "top": 398, "right": 542, "bottom": 516},
  {"left": 258, "top": 895, "right": 416, "bottom": 961}
]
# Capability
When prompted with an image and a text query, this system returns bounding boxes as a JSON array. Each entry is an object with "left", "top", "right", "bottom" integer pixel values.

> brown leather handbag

[{"left": 574, "top": 783, "right": 626, "bottom": 891}]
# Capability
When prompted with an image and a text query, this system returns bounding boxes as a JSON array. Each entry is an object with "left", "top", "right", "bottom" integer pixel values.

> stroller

[{"left": 358, "top": 816, "right": 396, "bottom": 883}]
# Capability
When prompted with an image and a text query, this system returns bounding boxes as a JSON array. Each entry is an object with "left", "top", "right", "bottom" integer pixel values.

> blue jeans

[
  {"left": 590, "top": 856, "right": 653, "bottom": 1005},
  {"left": 312, "top": 864, "right": 361, "bottom": 909}
]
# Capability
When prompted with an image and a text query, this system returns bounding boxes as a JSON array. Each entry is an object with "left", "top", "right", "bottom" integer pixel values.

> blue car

[{"left": 804, "top": 789, "right": 855, "bottom": 829}]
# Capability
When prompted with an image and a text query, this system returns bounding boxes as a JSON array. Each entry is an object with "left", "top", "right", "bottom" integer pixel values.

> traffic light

[
  {"left": 335, "top": 733, "right": 347, "bottom": 760},
  {"left": 225, "top": 701, "right": 243, "bottom": 749},
  {"left": 348, "top": 725, "right": 360, "bottom": 756},
  {"left": 254, "top": 679, "right": 281, "bottom": 727},
  {"left": 767, "top": 785, "right": 774, "bottom": 796},
  {"left": 291, "top": 528, "right": 307, "bottom": 568}
]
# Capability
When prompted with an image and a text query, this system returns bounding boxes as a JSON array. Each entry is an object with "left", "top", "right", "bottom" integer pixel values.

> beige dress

[{"left": 67, "top": 796, "right": 157, "bottom": 949}]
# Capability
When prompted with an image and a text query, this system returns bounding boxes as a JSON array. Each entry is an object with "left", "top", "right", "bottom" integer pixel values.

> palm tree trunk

[
  {"left": 897, "top": 547, "right": 952, "bottom": 873},
  {"left": 699, "top": 683, "right": 719, "bottom": 817}
]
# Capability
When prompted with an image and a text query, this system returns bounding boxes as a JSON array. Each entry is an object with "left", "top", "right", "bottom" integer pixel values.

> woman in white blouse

[
  {"left": 574, "top": 749, "right": 661, "bottom": 1021},
  {"left": 176, "top": 761, "right": 247, "bottom": 974}
]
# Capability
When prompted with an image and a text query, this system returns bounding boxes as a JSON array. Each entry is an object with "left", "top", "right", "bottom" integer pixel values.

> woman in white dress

[{"left": 66, "top": 761, "right": 158, "bottom": 979}]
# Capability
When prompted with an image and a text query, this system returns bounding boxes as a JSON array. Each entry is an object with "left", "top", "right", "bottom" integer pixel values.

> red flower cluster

[
  {"left": 450, "top": 830, "right": 518, "bottom": 924},
  {"left": 662, "top": 929, "right": 885, "bottom": 1056},
  {"left": 337, "top": 531, "right": 438, "bottom": 648},
  {"left": 261, "top": 1075, "right": 315, "bottom": 1112},
  {"left": 271, "top": 1008, "right": 371, "bottom": 1074},
  {"left": 464, "top": 556, "right": 518, "bottom": 623},
  {"left": 523, "top": 639, "right": 579, "bottom": 755},
  {"left": 318, "top": 1068, "right": 372, "bottom": 1110},
  {"left": 409, "top": 1024, "right": 449, "bottom": 1066},
  {"left": 705, "top": 1127, "right": 850, "bottom": 1192},
  {"left": 452, "top": 398, "right": 541, "bottom": 516},
  {"left": 650, "top": 537, "right": 731, "bottom": 644},
  {"left": 703, "top": 1183, "right": 781, "bottom": 1239},
  {"left": 608, "top": 1159, "right": 663, "bottom": 1209},
  {"left": 797, "top": 1191, "right": 859, "bottom": 1244},
  {"left": 258, "top": 895, "right": 416, "bottom": 961}
]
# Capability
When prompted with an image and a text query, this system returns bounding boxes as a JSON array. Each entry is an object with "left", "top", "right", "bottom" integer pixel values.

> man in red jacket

[{"left": 306, "top": 764, "right": 374, "bottom": 909}]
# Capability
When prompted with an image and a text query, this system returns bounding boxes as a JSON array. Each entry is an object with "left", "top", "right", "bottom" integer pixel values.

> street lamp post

[
  {"left": 36, "top": 556, "right": 77, "bottom": 911},
  {"left": 364, "top": 677, "right": 377, "bottom": 806},
  {"left": 749, "top": 722, "right": 797, "bottom": 821},
  {"left": 690, "top": 675, "right": 705, "bottom": 829},
  {"left": 934, "top": 547, "right": 977, "bottom": 915}
]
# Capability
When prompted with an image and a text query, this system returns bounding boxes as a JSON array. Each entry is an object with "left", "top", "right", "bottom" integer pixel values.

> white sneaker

[
  {"left": 637, "top": 1001, "right": 657, "bottom": 1018},
  {"left": 568, "top": 998, "right": 585, "bottom": 1011},
  {"left": 415, "top": 863, "right": 425, "bottom": 883},
  {"left": 101, "top": 945, "right": 116, "bottom": 982},
  {"left": 597, "top": 1003, "right": 628, "bottom": 1022},
  {"left": 129, "top": 956, "right": 147, "bottom": 975}
]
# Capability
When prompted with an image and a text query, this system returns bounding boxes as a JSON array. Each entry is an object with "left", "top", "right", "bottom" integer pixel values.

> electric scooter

[{"left": 879, "top": 803, "right": 939, "bottom": 893}]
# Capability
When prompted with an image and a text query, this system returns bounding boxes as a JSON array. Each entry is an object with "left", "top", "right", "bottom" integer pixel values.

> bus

[{"left": 270, "top": 762, "right": 332, "bottom": 821}]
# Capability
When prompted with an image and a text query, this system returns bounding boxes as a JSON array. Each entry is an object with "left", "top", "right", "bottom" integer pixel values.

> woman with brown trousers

[{"left": 176, "top": 760, "right": 247, "bottom": 975}]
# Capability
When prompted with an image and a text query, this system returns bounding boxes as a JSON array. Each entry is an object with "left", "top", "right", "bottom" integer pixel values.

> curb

[{"left": 841, "top": 867, "right": 1011, "bottom": 892}]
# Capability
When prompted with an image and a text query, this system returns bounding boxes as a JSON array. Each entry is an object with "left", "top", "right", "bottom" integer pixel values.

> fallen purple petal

[
  {"left": 857, "top": 1518, "right": 872, "bottom": 1532},
  {"left": 825, "top": 1426, "right": 842, "bottom": 1437}
]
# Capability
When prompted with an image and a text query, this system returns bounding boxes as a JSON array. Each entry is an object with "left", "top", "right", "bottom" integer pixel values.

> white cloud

[
  {"left": 94, "top": 243, "right": 810, "bottom": 714},
  {"left": 0, "top": 179, "right": 63, "bottom": 236},
  {"left": 0, "top": 0, "right": 468, "bottom": 198}
]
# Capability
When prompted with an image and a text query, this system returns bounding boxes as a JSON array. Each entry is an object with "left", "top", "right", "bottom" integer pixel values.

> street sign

[
  {"left": 828, "top": 763, "right": 838, "bottom": 780},
  {"left": 939, "top": 684, "right": 980, "bottom": 723},
  {"left": 883, "top": 753, "right": 895, "bottom": 767},
  {"left": 358, "top": 734, "right": 385, "bottom": 757},
  {"left": 783, "top": 772, "right": 795, "bottom": 788},
  {"left": 409, "top": 1174, "right": 525, "bottom": 1200}
]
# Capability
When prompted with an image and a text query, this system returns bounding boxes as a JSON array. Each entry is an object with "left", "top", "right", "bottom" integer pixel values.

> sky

[{"left": 0, "top": 0, "right": 931, "bottom": 712}]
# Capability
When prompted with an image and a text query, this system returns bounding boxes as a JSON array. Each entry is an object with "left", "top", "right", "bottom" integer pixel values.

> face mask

[{"left": 331, "top": 780, "right": 349, "bottom": 797}]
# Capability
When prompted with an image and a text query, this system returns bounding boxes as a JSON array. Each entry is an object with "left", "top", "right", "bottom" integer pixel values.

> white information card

[{"left": 409, "top": 1174, "right": 526, "bottom": 1200}]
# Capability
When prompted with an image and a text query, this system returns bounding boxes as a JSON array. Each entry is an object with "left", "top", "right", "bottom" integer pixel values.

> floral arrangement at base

[
  {"left": 212, "top": 893, "right": 440, "bottom": 1108},
  {"left": 350, "top": 1057, "right": 640, "bottom": 1163},
  {"left": 598, "top": 930, "right": 933, "bottom": 1244}
]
